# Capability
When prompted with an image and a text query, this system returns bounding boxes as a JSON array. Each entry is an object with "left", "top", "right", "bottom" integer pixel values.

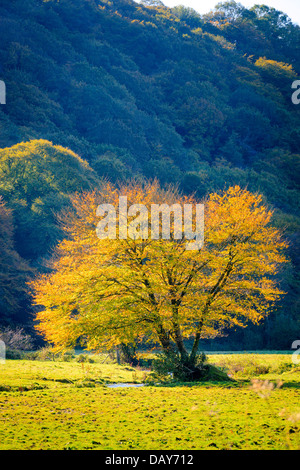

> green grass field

[{"left": 0, "top": 353, "right": 299, "bottom": 450}]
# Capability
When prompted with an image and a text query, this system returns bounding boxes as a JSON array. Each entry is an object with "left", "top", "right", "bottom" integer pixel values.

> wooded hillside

[{"left": 0, "top": 0, "right": 299, "bottom": 349}]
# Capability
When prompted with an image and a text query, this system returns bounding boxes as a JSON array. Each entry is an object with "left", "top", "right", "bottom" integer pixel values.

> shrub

[
  {"left": 151, "top": 350, "right": 203, "bottom": 382},
  {"left": 35, "top": 346, "right": 59, "bottom": 361},
  {"left": 76, "top": 354, "right": 94, "bottom": 363},
  {"left": 149, "top": 350, "right": 233, "bottom": 383},
  {"left": 253, "top": 364, "right": 271, "bottom": 375},
  {"left": 5, "top": 348, "right": 24, "bottom": 359},
  {"left": 61, "top": 351, "right": 75, "bottom": 362}
]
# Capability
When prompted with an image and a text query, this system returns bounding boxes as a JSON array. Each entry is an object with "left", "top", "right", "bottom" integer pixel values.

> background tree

[
  {"left": 0, "top": 140, "right": 99, "bottom": 261},
  {"left": 31, "top": 182, "right": 288, "bottom": 380},
  {"left": 0, "top": 197, "right": 31, "bottom": 323}
]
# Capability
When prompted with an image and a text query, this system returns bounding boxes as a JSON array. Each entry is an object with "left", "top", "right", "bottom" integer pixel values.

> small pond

[{"left": 106, "top": 383, "right": 146, "bottom": 388}]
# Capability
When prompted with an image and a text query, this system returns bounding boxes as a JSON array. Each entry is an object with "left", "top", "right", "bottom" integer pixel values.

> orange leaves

[{"left": 30, "top": 182, "right": 289, "bottom": 352}]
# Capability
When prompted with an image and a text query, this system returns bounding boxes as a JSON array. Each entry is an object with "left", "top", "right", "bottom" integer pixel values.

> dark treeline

[{"left": 0, "top": 0, "right": 299, "bottom": 350}]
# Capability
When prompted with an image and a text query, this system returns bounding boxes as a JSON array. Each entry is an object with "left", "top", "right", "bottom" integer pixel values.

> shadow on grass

[
  {"left": 146, "top": 363, "right": 239, "bottom": 388},
  {"left": 280, "top": 381, "right": 300, "bottom": 389},
  {"left": 151, "top": 380, "right": 239, "bottom": 388},
  {"left": 149, "top": 378, "right": 300, "bottom": 390}
]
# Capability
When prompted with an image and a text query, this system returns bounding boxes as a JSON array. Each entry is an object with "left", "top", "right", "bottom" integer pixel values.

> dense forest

[{"left": 0, "top": 0, "right": 299, "bottom": 350}]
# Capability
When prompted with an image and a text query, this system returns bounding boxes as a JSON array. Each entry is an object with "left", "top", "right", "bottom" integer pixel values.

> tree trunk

[
  {"left": 189, "top": 329, "right": 202, "bottom": 365},
  {"left": 120, "top": 343, "right": 138, "bottom": 366},
  {"left": 172, "top": 313, "right": 189, "bottom": 362},
  {"left": 116, "top": 347, "right": 120, "bottom": 365}
]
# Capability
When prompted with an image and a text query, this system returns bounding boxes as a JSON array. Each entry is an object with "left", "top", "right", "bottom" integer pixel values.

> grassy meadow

[{"left": 0, "top": 352, "right": 299, "bottom": 450}]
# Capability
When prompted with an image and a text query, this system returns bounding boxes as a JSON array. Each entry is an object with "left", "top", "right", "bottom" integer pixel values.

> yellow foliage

[
  {"left": 254, "top": 57, "right": 297, "bottom": 81},
  {"left": 30, "top": 182, "right": 288, "bottom": 355}
]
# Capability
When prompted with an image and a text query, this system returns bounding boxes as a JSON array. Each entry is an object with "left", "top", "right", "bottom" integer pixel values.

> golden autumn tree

[{"left": 30, "top": 181, "right": 288, "bottom": 380}]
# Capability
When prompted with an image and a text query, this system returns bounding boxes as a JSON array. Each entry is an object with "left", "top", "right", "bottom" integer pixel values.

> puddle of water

[{"left": 106, "top": 383, "right": 145, "bottom": 388}]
